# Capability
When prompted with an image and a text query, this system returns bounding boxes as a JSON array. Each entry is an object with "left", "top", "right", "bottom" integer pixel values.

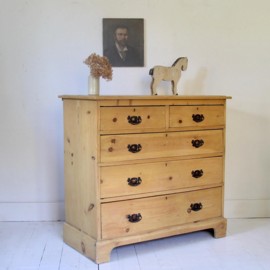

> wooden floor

[{"left": 0, "top": 218, "right": 270, "bottom": 270}]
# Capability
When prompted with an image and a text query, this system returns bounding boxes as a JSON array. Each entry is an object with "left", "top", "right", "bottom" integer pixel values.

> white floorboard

[{"left": 0, "top": 219, "right": 270, "bottom": 270}]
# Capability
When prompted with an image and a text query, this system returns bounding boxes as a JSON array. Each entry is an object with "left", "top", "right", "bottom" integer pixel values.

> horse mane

[{"left": 172, "top": 57, "right": 185, "bottom": 67}]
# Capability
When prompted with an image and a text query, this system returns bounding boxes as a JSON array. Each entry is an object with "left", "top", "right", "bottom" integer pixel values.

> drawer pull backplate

[
  {"left": 127, "top": 177, "right": 142, "bottom": 186},
  {"left": 192, "top": 139, "right": 204, "bottom": 148},
  {"left": 128, "top": 144, "right": 142, "bottom": 153},
  {"left": 192, "top": 114, "right": 205, "bottom": 123},
  {"left": 127, "top": 116, "right": 142, "bottom": 125},
  {"left": 188, "top": 203, "right": 203, "bottom": 213},
  {"left": 127, "top": 213, "right": 142, "bottom": 223},
  {"left": 191, "top": 169, "right": 204, "bottom": 178}
]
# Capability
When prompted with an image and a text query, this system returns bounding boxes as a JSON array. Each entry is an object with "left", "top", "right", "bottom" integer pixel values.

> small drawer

[
  {"left": 100, "top": 106, "right": 166, "bottom": 131},
  {"left": 100, "top": 157, "right": 223, "bottom": 198},
  {"left": 170, "top": 105, "right": 224, "bottom": 128},
  {"left": 100, "top": 130, "right": 223, "bottom": 163},
  {"left": 101, "top": 187, "right": 222, "bottom": 239}
]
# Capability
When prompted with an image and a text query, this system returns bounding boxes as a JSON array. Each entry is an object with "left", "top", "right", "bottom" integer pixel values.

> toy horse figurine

[{"left": 149, "top": 57, "right": 188, "bottom": 95}]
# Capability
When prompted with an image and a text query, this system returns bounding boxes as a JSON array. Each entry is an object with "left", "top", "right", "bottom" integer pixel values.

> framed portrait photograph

[{"left": 103, "top": 18, "right": 144, "bottom": 67}]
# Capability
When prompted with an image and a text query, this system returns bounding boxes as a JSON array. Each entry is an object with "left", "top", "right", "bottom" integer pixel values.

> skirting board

[
  {"left": 224, "top": 199, "right": 270, "bottom": 218},
  {"left": 0, "top": 200, "right": 269, "bottom": 221}
]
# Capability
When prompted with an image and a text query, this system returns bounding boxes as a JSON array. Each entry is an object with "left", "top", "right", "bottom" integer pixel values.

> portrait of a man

[{"left": 103, "top": 18, "right": 144, "bottom": 67}]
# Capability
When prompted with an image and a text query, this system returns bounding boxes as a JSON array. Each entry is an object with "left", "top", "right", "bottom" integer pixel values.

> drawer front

[
  {"left": 170, "top": 105, "right": 224, "bottom": 128},
  {"left": 101, "top": 187, "right": 222, "bottom": 239},
  {"left": 100, "top": 157, "right": 223, "bottom": 198},
  {"left": 100, "top": 130, "right": 223, "bottom": 162},
  {"left": 100, "top": 106, "right": 166, "bottom": 131}
]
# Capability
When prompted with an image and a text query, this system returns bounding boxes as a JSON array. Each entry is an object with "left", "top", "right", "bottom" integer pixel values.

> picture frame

[{"left": 103, "top": 18, "right": 144, "bottom": 67}]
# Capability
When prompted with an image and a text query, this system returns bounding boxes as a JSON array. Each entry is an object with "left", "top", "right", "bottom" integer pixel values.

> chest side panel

[{"left": 63, "top": 99, "right": 99, "bottom": 239}]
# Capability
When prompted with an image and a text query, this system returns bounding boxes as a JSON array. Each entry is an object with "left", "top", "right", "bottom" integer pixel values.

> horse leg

[
  {"left": 151, "top": 79, "right": 159, "bottom": 95},
  {"left": 171, "top": 80, "right": 178, "bottom": 95}
]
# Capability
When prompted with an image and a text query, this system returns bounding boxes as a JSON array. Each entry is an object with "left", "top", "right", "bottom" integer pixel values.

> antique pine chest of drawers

[{"left": 59, "top": 95, "right": 231, "bottom": 263}]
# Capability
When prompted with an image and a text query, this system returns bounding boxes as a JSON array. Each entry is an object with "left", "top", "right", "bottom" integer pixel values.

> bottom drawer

[{"left": 101, "top": 187, "right": 222, "bottom": 239}]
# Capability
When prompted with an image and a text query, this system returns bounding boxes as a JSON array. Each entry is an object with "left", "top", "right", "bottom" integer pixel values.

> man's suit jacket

[{"left": 104, "top": 45, "right": 143, "bottom": 67}]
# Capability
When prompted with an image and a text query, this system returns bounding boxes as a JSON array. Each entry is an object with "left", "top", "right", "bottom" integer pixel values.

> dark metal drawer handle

[
  {"left": 128, "top": 144, "right": 142, "bottom": 153},
  {"left": 127, "top": 177, "right": 142, "bottom": 186},
  {"left": 192, "top": 139, "right": 204, "bottom": 148},
  {"left": 127, "top": 213, "right": 142, "bottom": 223},
  {"left": 192, "top": 114, "right": 205, "bottom": 123},
  {"left": 191, "top": 169, "right": 204, "bottom": 178},
  {"left": 127, "top": 115, "right": 142, "bottom": 125},
  {"left": 187, "top": 203, "right": 203, "bottom": 213}
]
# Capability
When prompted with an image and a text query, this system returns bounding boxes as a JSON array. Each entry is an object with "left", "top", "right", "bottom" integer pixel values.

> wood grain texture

[
  {"left": 100, "top": 157, "right": 223, "bottom": 198},
  {"left": 100, "top": 106, "right": 166, "bottom": 131},
  {"left": 101, "top": 187, "right": 222, "bottom": 239},
  {"left": 169, "top": 105, "right": 225, "bottom": 128},
  {"left": 63, "top": 100, "right": 100, "bottom": 239},
  {"left": 100, "top": 130, "right": 223, "bottom": 162},
  {"left": 60, "top": 95, "right": 230, "bottom": 263}
]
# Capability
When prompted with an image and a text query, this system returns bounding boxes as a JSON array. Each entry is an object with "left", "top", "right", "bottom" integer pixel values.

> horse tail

[{"left": 149, "top": 68, "right": 154, "bottom": 75}]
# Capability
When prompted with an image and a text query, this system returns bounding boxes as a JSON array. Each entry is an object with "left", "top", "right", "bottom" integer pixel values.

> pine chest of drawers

[{"left": 60, "top": 95, "right": 230, "bottom": 263}]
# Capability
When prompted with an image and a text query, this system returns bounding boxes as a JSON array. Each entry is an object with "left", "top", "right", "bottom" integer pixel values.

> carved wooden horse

[{"left": 149, "top": 57, "right": 188, "bottom": 95}]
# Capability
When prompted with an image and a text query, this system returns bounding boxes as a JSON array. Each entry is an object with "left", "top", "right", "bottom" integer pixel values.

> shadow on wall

[
  {"left": 224, "top": 96, "right": 270, "bottom": 218},
  {"left": 182, "top": 67, "right": 208, "bottom": 95},
  {"left": 225, "top": 105, "right": 270, "bottom": 201}
]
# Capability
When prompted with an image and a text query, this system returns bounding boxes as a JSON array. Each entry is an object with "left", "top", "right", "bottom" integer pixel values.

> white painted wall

[{"left": 0, "top": 0, "right": 269, "bottom": 221}]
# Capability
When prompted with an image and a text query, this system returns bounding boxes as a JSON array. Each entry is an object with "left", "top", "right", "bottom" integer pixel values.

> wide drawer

[
  {"left": 101, "top": 187, "right": 222, "bottom": 239},
  {"left": 100, "top": 130, "right": 223, "bottom": 162},
  {"left": 169, "top": 105, "right": 224, "bottom": 128},
  {"left": 100, "top": 157, "right": 223, "bottom": 198},
  {"left": 100, "top": 106, "right": 166, "bottom": 131}
]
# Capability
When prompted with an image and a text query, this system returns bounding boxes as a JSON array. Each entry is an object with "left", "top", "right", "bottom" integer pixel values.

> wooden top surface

[{"left": 59, "top": 95, "right": 232, "bottom": 100}]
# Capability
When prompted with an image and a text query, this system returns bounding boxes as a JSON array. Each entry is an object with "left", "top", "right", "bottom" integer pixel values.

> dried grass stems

[{"left": 84, "top": 53, "right": 113, "bottom": 81}]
